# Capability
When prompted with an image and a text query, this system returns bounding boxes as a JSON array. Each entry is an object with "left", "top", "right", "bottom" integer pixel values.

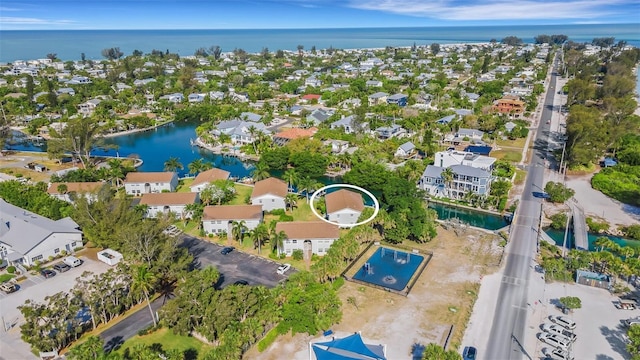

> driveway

[
  {"left": 100, "top": 298, "right": 164, "bottom": 353},
  {"left": 179, "top": 236, "right": 291, "bottom": 288},
  {"left": 0, "top": 256, "right": 110, "bottom": 360}
]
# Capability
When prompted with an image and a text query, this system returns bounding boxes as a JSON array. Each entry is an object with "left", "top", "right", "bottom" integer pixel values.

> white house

[
  {"left": 275, "top": 221, "right": 340, "bottom": 256},
  {"left": 139, "top": 192, "right": 199, "bottom": 219},
  {"left": 77, "top": 99, "right": 102, "bottom": 116},
  {"left": 325, "top": 189, "right": 365, "bottom": 227},
  {"left": 368, "top": 92, "right": 388, "bottom": 106},
  {"left": 330, "top": 115, "right": 368, "bottom": 134},
  {"left": 395, "top": 141, "right": 416, "bottom": 158},
  {"left": 212, "top": 120, "right": 270, "bottom": 145},
  {"left": 47, "top": 182, "right": 105, "bottom": 203},
  {"left": 201, "top": 205, "right": 263, "bottom": 235},
  {"left": 250, "top": 177, "right": 288, "bottom": 212},
  {"left": 434, "top": 150, "right": 496, "bottom": 171},
  {"left": 0, "top": 199, "right": 83, "bottom": 266},
  {"left": 189, "top": 168, "right": 231, "bottom": 193},
  {"left": 124, "top": 172, "right": 179, "bottom": 196}
]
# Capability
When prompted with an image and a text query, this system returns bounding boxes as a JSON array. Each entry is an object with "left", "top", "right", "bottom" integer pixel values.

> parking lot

[
  {"left": 526, "top": 275, "right": 633, "bottom": 359},
  {"left": 179, "top": 236, "right": 291, "bottom": 288},
  {"left": 0, "top": 256, "right": 110, "bottom": 359}
]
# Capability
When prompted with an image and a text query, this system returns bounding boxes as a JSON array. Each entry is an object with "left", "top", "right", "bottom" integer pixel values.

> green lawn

[
  {"left": 116, "top": 327, "right": 212, "bottom": 359},
  {"left": 492, "top": 150, "right": 522, "bottom": 163},
  {"left": 514, "top": 169, "right": 527, "bottom": 185},
  {"left": 176, "top": 178, "right": 195, "bottom": 193},
  {"left": 229, "top": 184, "right": 253, "bottom": 205},
  {"left": 495, "top": 137, "right": 526, "bottom": 148},
  {"left": 0, "top": 274, "right": 15, "bottom": 283}
]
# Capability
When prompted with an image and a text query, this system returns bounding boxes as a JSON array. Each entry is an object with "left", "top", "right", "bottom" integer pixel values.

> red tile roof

[{"left": 302, "top": 94, "right": 321, "bottom": 100}]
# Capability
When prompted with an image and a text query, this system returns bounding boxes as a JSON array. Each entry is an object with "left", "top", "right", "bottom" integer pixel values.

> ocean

[{"left": 1, "top": 23, "right": 639, "bottom": 62}]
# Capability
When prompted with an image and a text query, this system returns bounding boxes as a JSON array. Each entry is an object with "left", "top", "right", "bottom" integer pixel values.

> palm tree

[
  {"left": 247, "top": 125, "right": 259, "bottom": 154},
  {"left": 163, "top": 157, "right": 183, "bottom": 172},
  {"left": 249, "top": 224, "right": 269, "bottom": 254},
  {"left": 188, "top": 159, "right": 212, "bottom": 175},
  {"left": 594, "top": 237, "right": 609, "bottom": 252},
  {"left": 271, "top": 230, "right": 287, "bottom": 255},
  {"left": 57, "top": 183, "right": 68, "bottom": 194},
  {"left": 285, "top": 193, "right": 298, "bottom": 213},
  {"left": 283, "top": 168, "right": 299, "bottom": 191},
  {"left": 441, "top": 167, "right": 455, "bottom": 197},
  {"left": 231, "top": 220, "right": 247, "bottom": 244},
  {"left": 298, "top": 176, "right": 321, "bottom": 202},
  {"left": 131, "top": 265, "right": 158, "bottom": 327},
  {"left": 251, "top": 162, "right": 270, "bottom": 181},
  {"left": 620, "top": 246, "right": 635, "bottom": 260}
]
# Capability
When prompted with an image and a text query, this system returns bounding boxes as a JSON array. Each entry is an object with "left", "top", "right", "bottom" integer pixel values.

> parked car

[
  {"left": 541, "top": 323, "right": 576, "bottom": 342},
  {"left": 545, "top": 347, "right": 574, "bottom": 360},
  {"left": 0, "top": 282, "right": 18, "bottom": 294},
  {"left": 63, "top": 256, "right": 82, "bottom": 268},
  {"left": 538, "top": 332, "right": 571, "bottom": 350},
  {"left": 624, "top": 317, "right": 640, "bottom": 327},
  {"left": 549, "top": 315, "right": 576, "bottom": 330},
  {"left": 220, "top": 246, "right": 235, "bottom": 255},
  {"left": 40, "top": 269, "right": 56, "bottom": 278},
  {"left": 277, "top": 263, "right": 291, "bottom": 275},
  {"left": 233, "top": 280, "right": 249, "bottom": 286},
  {"left": 462, "top": 346, "right": 477, "bottom": 360},
  {"left": 53, "top": 263, "right": 71, "bottom": 273}
]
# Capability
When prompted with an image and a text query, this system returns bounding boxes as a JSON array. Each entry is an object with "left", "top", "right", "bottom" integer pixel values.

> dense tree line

[
  {"left": 534, "top": 34, "right": 568, "bottom": 45},
  {"left": 0, "top": 180, "right": 73, "bottom": 219},
  {"left": 591, "top": 134, "right": 640, "bottom": 206}
]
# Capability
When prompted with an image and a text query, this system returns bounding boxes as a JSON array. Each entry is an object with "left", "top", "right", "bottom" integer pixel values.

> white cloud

[
  {"left": 347, "top": 0, "right": 628, "bottom": 20},
  {"left": 0, "top": 6, "right": 21, "bottom": 11},
  {"left": 0, "top": 17, "right": 75, "bottom": 25}
]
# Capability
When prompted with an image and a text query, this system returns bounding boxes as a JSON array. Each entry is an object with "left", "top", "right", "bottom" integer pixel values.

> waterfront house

[
  {"left": 0, "top": 199, "right": 83, "bottom": 267},
  {"left": 368, "top": 92, "right": 388, "bottom": 106},
  {"left": 212, "top": 120, "right": 270, "bottom": 145},
  {"left": 250, "top": 177, "right": 288, "bottom": 211},
  {"left": 434, "top": 150, "right": 496, "bottom": 171},
  {"left": 124, "top": 172, "right": 179, "bottom": 196},
  {"left": 47, "top": 182, "right": 105, "bottom": 203},
  {"left": 375, "top": 124, "right": 405, "bottom": 139},
  {"left": 275, "top": 221, "right": 340, "bottom": 257},
  {"left": 201, "top": 205, "right": 263, "bottom": 235},
  {"left": 139, "top": 192, "right": 199, "bottom": 219},
  {"left": 418, "top": 164, "right": 493, "bottom": 199},
  {"left": 395, "top": 141, "right": 417, "bottom": 158},
  {"left": 386, "top": 93, "right": 408, "bottom": 107},
  {"left": 189, "top": 168, "right": 231, "bottom": 193},
  {"left": 325, "top": 189, "right": 365, "bottom": 227}
]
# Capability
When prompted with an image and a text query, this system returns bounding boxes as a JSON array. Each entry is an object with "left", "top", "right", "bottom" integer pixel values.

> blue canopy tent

[{"left": 311, "top": 333, "right": 386, "bottom": 360}]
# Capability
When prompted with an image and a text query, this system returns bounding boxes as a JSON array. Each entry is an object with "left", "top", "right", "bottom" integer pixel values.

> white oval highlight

[{"left": 308, "top": 183, "right": 380, "bottom": 228}]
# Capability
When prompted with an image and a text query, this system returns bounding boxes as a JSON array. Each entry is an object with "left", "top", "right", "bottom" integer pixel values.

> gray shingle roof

[
  {"left": 0, "top": 199, "right": 81, "bottom": 255},
  {"left": 421, "top": 165, "right": 444, "bottom": 178},
  {"left": 399, "top": 141, "right": 416, "bottom": 153},
  {"left": 450, "top": 164, "right": 491, "bottom": 178}
]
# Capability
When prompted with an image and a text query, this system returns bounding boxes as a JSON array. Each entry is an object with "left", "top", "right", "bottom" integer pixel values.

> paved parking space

[
  {"left": 525, "top": 265, "right": 632, "bottom": 360},
  {"left": 180, "top": 236, "right": 292, "bottom": 288},
  {"left": 0, "top": 256, "right": 111, "bottom": 360}
]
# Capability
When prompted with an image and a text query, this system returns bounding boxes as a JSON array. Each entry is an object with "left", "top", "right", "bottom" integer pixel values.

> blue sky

[{"left": 1, "top": 0, "right": 639, "bottom": 30}]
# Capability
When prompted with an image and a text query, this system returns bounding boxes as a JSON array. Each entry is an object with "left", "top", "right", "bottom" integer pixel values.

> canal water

[
  {"left": 544, "top": 228, "right": 639, "bottom": 251},
  {"left": 428, "top": 202, "right": 509, "bottom": 230}
]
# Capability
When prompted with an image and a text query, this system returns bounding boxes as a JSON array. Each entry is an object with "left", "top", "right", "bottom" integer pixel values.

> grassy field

[
  {"left": 0, "top": 274, "right": 15, "bottom": 283},
  {"left": 514, "top": 169, "right": 527, "bottom": 185},
  {"left": 176, "top": 178, "right": 195, "bottom": 192},
  {"left": 495, "top": 137, "right": 526, "bottom": 148},
  {"left": 116, "top": 327, "right": 212, "bottom": 359},
  {"left": 491, "top": 149, "right": 522, "bottom": 163},
  {"left": 229, "top": 184, "right": 253, "bottom": 205}
]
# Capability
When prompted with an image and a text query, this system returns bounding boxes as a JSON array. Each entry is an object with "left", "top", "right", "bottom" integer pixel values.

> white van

[
  {"left": 539, "top": 332, "right": 571, "bottom": 350},
  {"left": 63, "top": 256, "right": 82, "bottom": 268},
  {"left": 549, "top": 315, "right": 576, "bottom": 330}
]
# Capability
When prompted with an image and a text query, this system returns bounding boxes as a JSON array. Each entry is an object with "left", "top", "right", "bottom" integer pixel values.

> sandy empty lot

[{"left": 245, "top": 227, "right": 504, "bottom": 360}]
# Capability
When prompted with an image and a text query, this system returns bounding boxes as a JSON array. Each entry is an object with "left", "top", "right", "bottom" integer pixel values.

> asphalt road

[
  {"left": 484, "top": 58, "right": 561, "bottom": 359},
  {"left": 99, "top": 235, "right": 290, "bottom": 351}
]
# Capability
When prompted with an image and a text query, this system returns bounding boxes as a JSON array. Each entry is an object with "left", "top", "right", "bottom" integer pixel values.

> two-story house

[
  {"left": 139, "top": 192, "right": 199, "bottom": 219},
  {"left": 368, "top": 92, "right": 388, "bottom": 106},
  {"left": 189, "top": 168, "right": 231, "bottom": 193},
  {"left": 325, "top": 189, "right": 365, "bottom": 227},
  {"left": 330, "top": 115, "right": 368, "bottom": 134},
  {"left": 212, "top": 120, "right": 270, "bottom": 145},
  {"left": 434, "top": 150, "right": 496, "bottom": 171},
  {"left": 124, "top": 172, "right": 179, "bottom": 196},
  {"left": 418, "top": 164, "right": 493, "bottom": 199},
  {"left": 275, "top": 221, "right": 340, "bottom": 257},
  {"left": 386, "top": 93, "right": 408, "bottom": 107},
  {"left": 47, "top": 182, "right": 105, "bottom": 203},
  {"left": 201, "top": 205, "right": 263, "bottom": 236},
  {"left": 250, "top": 177, "right": 288, "bottom": 211},
  {"left": 375, "top": 124, "right": 405, "bottom": 140}
]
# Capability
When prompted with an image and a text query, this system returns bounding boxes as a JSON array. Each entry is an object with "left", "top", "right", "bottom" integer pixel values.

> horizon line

[{"left": 2, "top": 22, "right": 638, "bottom": 31}]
